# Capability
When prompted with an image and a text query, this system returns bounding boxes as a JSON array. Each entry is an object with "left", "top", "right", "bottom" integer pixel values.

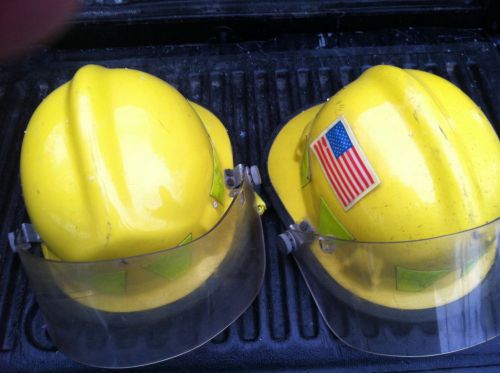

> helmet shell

[
  {"left": 21, "top": 65, "right": 233, "bottom": 261},
  {"left": 305, "top": 65, "right": 499, "bottom": 241},
  {"left": 268, "top": 65, "right": 500, "bottom": 309}
]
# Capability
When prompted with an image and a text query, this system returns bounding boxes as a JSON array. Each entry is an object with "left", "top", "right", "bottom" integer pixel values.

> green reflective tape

[
  {"left": 147, "top": 250, "right": 191, "bottom": 280},
  {"left": 87, "top": 270, "right": 127, "bottom": 295},
  {"left": 396, "top": 266, "right": 451, "bottom": 292},
  {"left": 462, "top": 258, "right": 478, "bottom": 276},
  {"left": 146, "top": 233, "right": 192, "bottom": 279},
  {"left": 318, "top": 197, "right": 353, "bottom": 240},
  {"left": 300, "top": 137, "right": 311, "bottom": 187},
  {"left": 179, "top": 233, "right": 193, "bottom": 246},
  {"left": 210, "top": 144, "right": 225, "bottom": 204},
  {"left": 461, "top": 249, "right": 487, "bottom": 277}
]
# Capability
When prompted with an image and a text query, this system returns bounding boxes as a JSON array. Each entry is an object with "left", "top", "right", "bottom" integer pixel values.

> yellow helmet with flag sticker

[{"left": 268, "top": 65, "right": 500, "bottom": 310}]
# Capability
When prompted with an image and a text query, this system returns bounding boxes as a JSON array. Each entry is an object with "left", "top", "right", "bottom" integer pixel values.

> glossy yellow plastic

[
  {"left": 21, "top": 65, "right": 234, "bottom": 262},
  {"left": 268, "top": 65, "right": 500, "bottom": 309}
]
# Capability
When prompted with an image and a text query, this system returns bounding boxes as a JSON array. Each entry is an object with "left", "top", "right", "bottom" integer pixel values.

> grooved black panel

[
  {"left": 0, "top": 28, "right": 500, "bottom": 371},
  {"left": 77, "top": 0, "right": 486, "bottom": 21}
]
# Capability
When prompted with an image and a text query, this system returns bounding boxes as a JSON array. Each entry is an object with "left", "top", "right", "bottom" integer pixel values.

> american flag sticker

[{"left": 310, "top": 117, "right": 380, "bottom": 210}]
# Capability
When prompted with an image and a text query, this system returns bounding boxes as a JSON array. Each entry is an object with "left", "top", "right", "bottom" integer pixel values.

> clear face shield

[
  {"left": 9, "top": 166, "right": 266, "bottom": 368},
  {"left": 278, "top": 218, "right": 500, "bottom": 357}
]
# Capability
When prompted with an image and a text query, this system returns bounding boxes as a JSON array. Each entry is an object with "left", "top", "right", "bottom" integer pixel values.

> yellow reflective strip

[
  {"left": 210, "top": 143, "right": 225, "bottom": 204},
  {"left": 179, "top": 233, "right": 193, "bottom": 246},
  {"left": 396, "top": 266, "right": 451, "bottom": 292},
  {"left": 86, "top": 270, "right": 127, "bottom": 294},
  {"left": 300, "top": 136, "right": 311, "bottom": 187},
  {"left": 146, "top": 249, "right": 191, "bottom": 280},
  {"left": 318, "top": 197, "right": 353, "bottom": 240}
]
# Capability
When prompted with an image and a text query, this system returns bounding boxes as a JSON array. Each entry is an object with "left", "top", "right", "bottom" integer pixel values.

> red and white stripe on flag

[{"left": 310, "top": 117, "right": 380, "bottom": 210}]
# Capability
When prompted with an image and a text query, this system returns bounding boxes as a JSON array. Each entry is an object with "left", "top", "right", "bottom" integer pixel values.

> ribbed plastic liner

[{"left": 1, "top": 26, "right": 499, "bottom": 371}]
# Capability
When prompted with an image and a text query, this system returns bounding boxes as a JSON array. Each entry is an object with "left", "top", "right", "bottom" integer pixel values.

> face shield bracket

[
  {"left": 224, "top": 164, "right": 261, "bottom": 192},
  {"left": 277, "top": 221, "right": 315, "bottom": 255},
  {"left": 8, "top": 223, "right": 41, "bottom": 253}
]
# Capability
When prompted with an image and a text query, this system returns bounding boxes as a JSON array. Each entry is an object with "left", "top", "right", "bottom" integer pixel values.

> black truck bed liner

[{"left": 0, "top": 5, "right": 499, "bottom": 371}]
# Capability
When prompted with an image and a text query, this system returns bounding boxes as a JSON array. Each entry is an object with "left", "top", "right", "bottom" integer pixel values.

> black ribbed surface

[
  {"left": 1, "top": 28, "right": 500, "bottom": 371},
  {"left": 77, "top": 0, "right": 485, "bottom": 21},
  {"left": 54, "top": 1, "right": 498, "bottom": 50}
]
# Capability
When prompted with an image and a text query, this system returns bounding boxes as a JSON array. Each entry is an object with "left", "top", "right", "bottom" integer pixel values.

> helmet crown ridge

[{"left": 21, "top": 65, "right": 232, "bottom": 261}]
